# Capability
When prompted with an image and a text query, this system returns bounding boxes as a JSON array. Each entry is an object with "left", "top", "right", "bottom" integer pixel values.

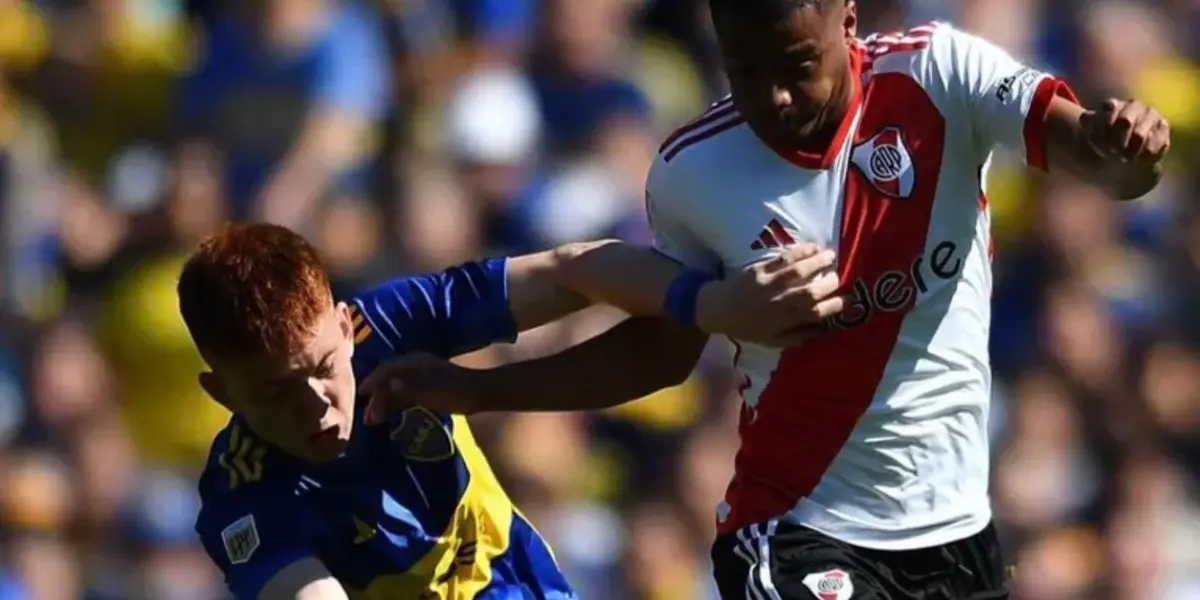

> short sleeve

[
  {"left": 931, "top": 24, "right": 1079, "bottom": 171},
  {"left": 351, "top": 258, "right": 518, "bottom": 360},
  {"left": 196, "top": 497, "right": 314, "bottom": 599},
  {"left": 643, "top": 156, "right": 721, "bottom": 272}
]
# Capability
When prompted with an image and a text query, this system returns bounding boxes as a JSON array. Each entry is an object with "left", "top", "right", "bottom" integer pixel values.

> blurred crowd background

[{"left": 0, "top": 0, "right": 1198, "bottom": 598}]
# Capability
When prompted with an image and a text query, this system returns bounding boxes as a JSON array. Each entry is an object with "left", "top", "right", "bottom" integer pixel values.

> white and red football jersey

[{"left": 646, "top": 22, "right": 1078, "bottom": 550}]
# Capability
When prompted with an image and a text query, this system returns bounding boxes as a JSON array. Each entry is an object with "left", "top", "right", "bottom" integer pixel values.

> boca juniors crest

[
  {"left": 850, "top": 126, "right": 915, "bottom": 199},
  {"left": 389, "top": 407, "right": 456, "bottom": 462}
]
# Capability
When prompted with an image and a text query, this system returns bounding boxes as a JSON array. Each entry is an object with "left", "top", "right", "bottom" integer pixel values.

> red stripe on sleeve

[{"left": 1023, "top": 77, "right": 1080, "bottom": 172}]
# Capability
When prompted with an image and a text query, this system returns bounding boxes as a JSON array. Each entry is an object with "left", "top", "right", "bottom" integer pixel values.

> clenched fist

[
  {"left": 1081, "top": 98, "right": 1170, "bottom": 163},
  {"left": 695, "top": 243, "right": 844, "bottom": 347}
]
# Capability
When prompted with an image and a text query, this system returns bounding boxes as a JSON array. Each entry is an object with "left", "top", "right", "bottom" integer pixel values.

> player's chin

[{"left": 304, "top": 427, "right": 350, "bottom": 462}]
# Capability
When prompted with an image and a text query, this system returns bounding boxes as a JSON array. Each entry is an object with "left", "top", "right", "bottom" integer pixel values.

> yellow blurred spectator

[
  {"left": 984, "top": 161, "right": 1038, "bottom": 249},
  {"left": 52, "top": 0, "right": 193, "bottom": 180},
  {"left": 635, "top": 35, "right": 706, "bottom": 133},
  {"left": 0, "top": 451, "right": 74, "bottom": 533},
  {"left": 0, "top": 0, "right": 50, "bottom": 74},
  {"left": 1134, "top": 56, "right": 1200, "bottom": 155},
  {"left": 604, "top": 374, "right": 704, "bottom": 433},
  {"left": 95, "top": 254, "right": 229, "bottom": 470}
]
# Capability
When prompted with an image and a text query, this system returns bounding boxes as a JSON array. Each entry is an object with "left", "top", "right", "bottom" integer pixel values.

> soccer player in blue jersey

[{"left": 182, "top": 223, "right": 835, "bottom": 600}]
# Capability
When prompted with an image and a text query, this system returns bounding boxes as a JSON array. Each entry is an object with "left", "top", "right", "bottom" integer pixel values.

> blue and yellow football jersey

[{"left": 194, "top": 259, "right": 575, "bottom": 600}]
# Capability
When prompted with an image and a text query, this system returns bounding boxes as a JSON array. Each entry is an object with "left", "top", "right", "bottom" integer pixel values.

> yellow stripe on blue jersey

[
  {"left": 217, "top": 424, "right": 266, "bottom": 490},
  {"left": 349, "top": 304, "right": 373, "bottom": 343}
]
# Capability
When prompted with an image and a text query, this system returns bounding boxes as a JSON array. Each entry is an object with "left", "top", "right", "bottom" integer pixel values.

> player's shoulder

[
  {"left": 196, "top": 421, "right": 307, "bottom": 564},
  {"left": 858, "top": 21, "right": 947, "bottom": 77},
  {"left": 197, "top": 420, "right": 299, "bottom": 522},
  {"left": 341, "top": 281, "right": 422, "bottom": 360},
  {"left": 861, "top": 22, "right": 1008, "bottom": 83},
  {"left": 652, "top": 95, "right": 748, "bottom": 176}
]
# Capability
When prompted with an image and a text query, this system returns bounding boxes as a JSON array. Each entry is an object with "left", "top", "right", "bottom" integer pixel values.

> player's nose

[
  {"left": 295, "top": 377, "right": 333, "bottom": 419},
  {"left": 771, "top": 85, "right": 794, "bottom": 109}
]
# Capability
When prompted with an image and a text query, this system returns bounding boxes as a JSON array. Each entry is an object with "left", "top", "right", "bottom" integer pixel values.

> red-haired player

[{"left": 183, "top": 223, "right": 840, "bottom": 600}]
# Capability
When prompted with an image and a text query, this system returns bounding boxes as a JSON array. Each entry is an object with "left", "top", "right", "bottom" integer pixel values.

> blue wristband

[{"left": 663, "top": 270, "right": 715, "bottom": 327}]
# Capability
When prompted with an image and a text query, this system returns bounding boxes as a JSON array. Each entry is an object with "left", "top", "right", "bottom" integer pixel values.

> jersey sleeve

[
  {"left": 196, "top": 490, "right": 314, "bottom": 599},
  {"left": 350, "top": 258, "right": 518, "bottom": 359},
  {"left": 644, "top": 155, "right": 721, "bottom": 272},
  {"left": 930, "top": 24, "right": 1079, "bottom": 170}
]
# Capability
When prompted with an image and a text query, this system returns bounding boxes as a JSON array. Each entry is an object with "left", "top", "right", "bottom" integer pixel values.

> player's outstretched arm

[
  {"left": 361, "top": 317, "right": 707, "bottom": 418},
  {"left": 548, "top": 240, "right": 842, "bottom": 345},
  {"left": 380, "top": 239, "right": 839, "bottom": 361},
  {"left": 258, "top": 558, "right": 350, "bottom": 600},
  {"left": 934, "top": 23, "right": 1170, "bottom": 201},
  {"left": 354, "top": 251, "right": 598, "bottom": 359},
  {"left": 361, "top": 244, "right": 843, "bottom": 418},
  {"left": 1043, "top": 97, "right": 1170, "bottom": 200}
]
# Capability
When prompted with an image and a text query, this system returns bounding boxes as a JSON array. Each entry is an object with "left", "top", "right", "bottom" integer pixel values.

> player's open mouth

[{"left": 310, "top": 426, "right": 340, "bottom": 442}]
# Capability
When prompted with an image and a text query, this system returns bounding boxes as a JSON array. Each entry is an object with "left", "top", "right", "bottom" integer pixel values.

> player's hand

[
  {"left": 695, "top": 243, "right": 843, "bottom": 347},
  {"left": 1080, "top": 99, "right": 1170, "bottom": 164},
  {"left": 360, "top": 353, "right": 483, "bottom": 423}
]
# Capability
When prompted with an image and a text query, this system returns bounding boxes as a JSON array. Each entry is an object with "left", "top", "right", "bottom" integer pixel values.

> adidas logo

[{"left": 750, "top": 219, "right": 797, "bottom": 250}]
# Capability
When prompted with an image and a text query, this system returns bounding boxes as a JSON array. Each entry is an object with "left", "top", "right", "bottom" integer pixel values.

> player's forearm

[
  {"left": 548, "top": 239, "right": 694, "bottom": 316},
  {"left": 507, "top": 239, "right": 705, "bottom": 331},
  {"left": 258, "top": 558, "right": 350, "bottom": 600},
  {"left": 467, "top": 317, "right": 706, "bottom": 413},
  {"left": 545, "top": 240, "right": 750, "bottom": 339},
  {"left": 504, "top": 248, "right": 596, "bottom": 331}
]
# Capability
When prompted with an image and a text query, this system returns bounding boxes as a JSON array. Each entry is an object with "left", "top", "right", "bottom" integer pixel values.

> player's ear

[
  {"left": 843, "top": 1, "right": 857, "bottom": 39},
  {"left": 335, "top": 302, "right": 354, "bottom": 342},
  {"left": 198, "top": 371, "right": 234, "bottom": 411}
]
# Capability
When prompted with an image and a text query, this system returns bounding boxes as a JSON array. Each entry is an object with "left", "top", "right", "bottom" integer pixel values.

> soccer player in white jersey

[{"left": 364, "top": 1, "right": 1170, "bottom": 598}]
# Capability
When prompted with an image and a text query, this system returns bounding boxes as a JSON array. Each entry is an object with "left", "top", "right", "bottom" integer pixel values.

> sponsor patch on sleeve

[{"left": 221, "top": 514, "right": 261, "bottom": 565}]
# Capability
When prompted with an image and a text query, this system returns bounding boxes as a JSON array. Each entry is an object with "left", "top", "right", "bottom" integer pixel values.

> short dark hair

[
  {"left": 708, "top": 0, "right": 839, "bottom": 30},
  {"left": 178, "top": 223, "right": 333, "bottom": 362}
]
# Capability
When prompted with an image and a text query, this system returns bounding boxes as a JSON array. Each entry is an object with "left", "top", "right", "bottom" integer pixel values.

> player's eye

[
  {"left": 792, "top": 62, "right": 816, "bottom": 77},
  {"left": 315, "top": 361, "right": 335, "bottom": 379}
]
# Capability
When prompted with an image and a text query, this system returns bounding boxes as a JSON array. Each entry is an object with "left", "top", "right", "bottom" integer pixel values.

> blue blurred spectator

[
  {"left": 0, "top": 572, "right": 31, "bottom": 600},
  {"left": 179, "top": 0, "right": 391, "bottom": 229},
  {"left": 530, "top": 0, "right": 651, "bottom": 153},
  {"left": 455, "top": 0, "right": 537, "bottom": 49}
]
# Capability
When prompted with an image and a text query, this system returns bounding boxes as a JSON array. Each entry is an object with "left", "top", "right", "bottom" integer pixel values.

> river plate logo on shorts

[
  {"left": 389, "top": 407, "right": 456, "bottom": 461},
  {"left": 802, "top": 569, "right": 853, "bottom": 600}
]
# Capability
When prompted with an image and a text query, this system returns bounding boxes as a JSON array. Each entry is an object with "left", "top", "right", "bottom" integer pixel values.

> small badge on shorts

[
  {"left": 389, "top": 407, "right": 456, "bottom": 462},
  {"left": 221, "top": 515, "right": 260, "bottom": 565},
  {"left": 802, "top": 569, "right": 853, "bottom": 600}
]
